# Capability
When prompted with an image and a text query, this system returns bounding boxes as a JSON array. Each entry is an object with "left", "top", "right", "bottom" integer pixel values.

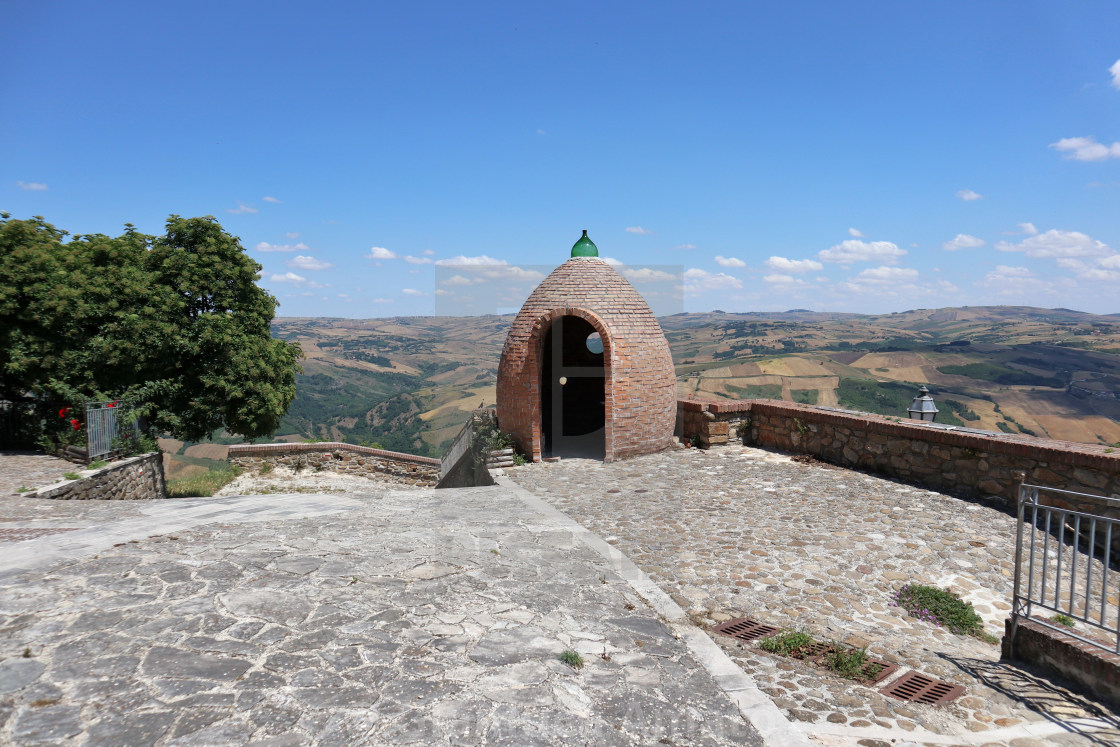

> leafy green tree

[{"left": 0, "top": 213, "right": 302, "bottom": 442}]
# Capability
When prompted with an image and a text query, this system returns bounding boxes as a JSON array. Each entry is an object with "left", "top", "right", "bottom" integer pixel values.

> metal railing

[
  {"left": 85, "top": 401, "right": 135, "bottom": 462},
  {"left": 1012, "top": 483, "right": 1120, "bottom": 654}
]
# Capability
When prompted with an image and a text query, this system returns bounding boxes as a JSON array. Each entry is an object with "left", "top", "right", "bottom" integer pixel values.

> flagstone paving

[
  {"left": 0, "top": 476, "right": 767, "bottom": 746},
  {"left": 506, "top": 445, "right": 1120, "bottom": 746}
]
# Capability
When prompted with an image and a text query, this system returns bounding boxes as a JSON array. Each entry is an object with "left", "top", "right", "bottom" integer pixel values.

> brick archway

[{"left": 531, "top": 310, "right": 613, "bottom": 460}]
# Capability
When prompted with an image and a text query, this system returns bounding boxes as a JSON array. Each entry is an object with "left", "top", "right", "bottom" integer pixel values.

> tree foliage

[{"left": 0, "top": 213, "right": 302, "bottom": 441}]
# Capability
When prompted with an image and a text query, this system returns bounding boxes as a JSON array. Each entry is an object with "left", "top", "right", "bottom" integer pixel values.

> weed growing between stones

[
  {"left": 559, "top": 650, "right": 584, "bottom": 669},
  {"left": 1051, "top": 613, "right": 1076, "bottom": 628},
  {"left": 891, "top": 584, "right": 994, "bottom": 641},
  {"left": 88, "top": 460, "right": 108, "bottom": 469},
  {"left": 63, "top": 471, "right": 81, "bottom": 480},
  {"left": 758, "top": 629, "right": 816, "bottom": 657},
  {"left": 823, "top": 644, "right": 883, "bottom": 681}
]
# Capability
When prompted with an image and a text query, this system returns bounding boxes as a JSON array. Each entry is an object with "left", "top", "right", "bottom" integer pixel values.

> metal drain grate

[
  {"left": 714, "top": 617, "right": 779, "bottom": 642},
  {"left": 880, "top": 671, "right": 964, "bottom": 705}
]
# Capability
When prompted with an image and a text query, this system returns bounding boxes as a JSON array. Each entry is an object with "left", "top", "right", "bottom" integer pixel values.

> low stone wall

[
  {"left": 31, "top": 453, "right": 166, "bottom": 501},
  {"left": 677, "top": 398, "right": 1120, "bottom": 510},
  {"left": 1003, "top": 617, "right": 1120, "bottom": 707},
  {"left": 228, "top": 443, "right": 440, "bottom": 487}
]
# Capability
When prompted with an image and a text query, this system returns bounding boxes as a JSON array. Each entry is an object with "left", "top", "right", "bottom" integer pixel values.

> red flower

[
  {"left": 108, "top": 401, "right": 117, "bottom": 408},
  {"left": 70, "top": 419, "right": 81, "bottom": 430},
  {"left": 59, "top": 407, "right": 70, "bottom": 418}
]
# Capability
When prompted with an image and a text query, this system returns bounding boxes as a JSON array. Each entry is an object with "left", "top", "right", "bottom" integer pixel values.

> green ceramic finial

[{"left": 571, "top": 229, "right": 598, "bottom": 257}]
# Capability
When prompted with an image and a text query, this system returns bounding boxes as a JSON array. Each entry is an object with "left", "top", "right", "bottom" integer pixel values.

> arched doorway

[{"left": 540, "top": 315, "right": 605, "bottom": 459}]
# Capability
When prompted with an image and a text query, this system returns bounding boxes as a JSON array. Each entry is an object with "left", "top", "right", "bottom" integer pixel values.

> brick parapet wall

[
  {"left": 677, "top": 398, "right": 1120, "bottom": 509},
  {"left": 1003, "top": 617, "right": 1120, "bottom": 707},
  {"left": 228, "top": 443, "right": 439, "bottom": 487},
  {"left": 32, "top": 453, "right": 166, "bottom": 501}
]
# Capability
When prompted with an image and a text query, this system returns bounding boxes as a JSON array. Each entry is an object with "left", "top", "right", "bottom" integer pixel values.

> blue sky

[{"left": 3, "top": 2, "right": 1118, "bottom": 317}]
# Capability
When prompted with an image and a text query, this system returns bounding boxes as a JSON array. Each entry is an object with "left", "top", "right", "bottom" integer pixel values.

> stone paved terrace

[
  {"left": 0, "top": 467, "right": 771, "bottom": 746},
  {"left": 506, "top": 446, "right": 1120, "bottom": 746},
  {"left": 1, "top": 451, "right": 1118, "bottom": 745}
]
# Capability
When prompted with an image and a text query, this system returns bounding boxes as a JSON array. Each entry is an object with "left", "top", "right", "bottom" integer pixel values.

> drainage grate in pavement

[
  {"left": 0, "top": 527, "right": 81, "bottom": 543},
  {"left": 881, "top": 670, "right": 964, "bottom": 705},
  {"left": 714, "top": 617, "right": 780, "bottom": 642}
]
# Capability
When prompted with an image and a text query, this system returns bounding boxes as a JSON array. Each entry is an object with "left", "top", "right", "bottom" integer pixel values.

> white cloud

[
  {"left": 1111, "top": 59, "right": 1120, "bottom": 89},
  {"left": 818, "top": 240, "right": 906, "bottom": 265},
  {"left": 848, "top": 227, "right": 864, "bottom": 238},
  {"left": 942, "top": 234, "right": 986, "bottom": 251},
  {"left": 423, "top": 249, "right": 436, "bottom": 256},
  {"left": 622, "top": 267, "right": 677, "bottom": 283},
  {"left": 765, "top": 256, "right": 823, "bottom": 273},
  {"left": 995, "top": 229, "right": 1112, "bottom": 258},
  {"left": 434, "top": 254, "right": 505, "bottom": 266},
  {"left": 989, "top": 265, "right": 1033, "bottom": 279},
  {"left": 269, "top": 272, "right": 306, "bottom": 283},
  {"left": 16, "top": 181, "right": 48, "bottom": 191},
  {"left": 1003, "top": 223, "right": 1038, "bottom": 236},
  {"left": 626, "top": 226, "right": 654, "bottom": 235},
  {"left": 714, "top": 256, "right": 746, "bottom": 267},
  {"left": 1099, "top": 254, "right": 1120, "bottom": 270},
  {"left": 683, "top": 268, "right": 742, "bottom": 293},
  {"left": 262, "top": 196, "right": 282, "bottom": 203},
  {"left": 434, "top": 289, "right": 452, "bottom": 296},
  {"left": 1081, "top": 268, "right": 1120, "bottom": 282},
  {"left": 441, "top": 275, "right": 473, "bottom": 286},
  {"left": 372, "top": 298, "right": 393, "bottom": 303},
  {"left": 405, "top": 255, "right": 434, "bottom": 265},
  {"left": 956, "top": 189, "right": 983, "bottom": 201},
  {"left": 601, "top": 256, "right": 623, "bottom": 266},
  {"left": 285, "top": 231, "right": 300, "bottom": 239},
  {"left": 367, "top": 246, "right": 398, "bottom": 260},
  {"left": 1050, "top": 136, "right": 1120, "bottom": 162},
  {"left": 227, "top": 201, "right": 258, "bottom": 214},
  {"left": 255, "top": 241, "right": 310, "bottom": 253},
  {"left": 670, "top": 244, "right": 697, "bottom": 250},
  {"left": 763, "top": 274, "right": 803, "bottom": 285},
  {"left": 852, "top": 266, "right": 920, "bottom": 284},
  {"left": 401, "top": 288, "right": 424, "bottom": 296},
  {"left": 288, "top": 255, "right": 333, "bottom": 271}
]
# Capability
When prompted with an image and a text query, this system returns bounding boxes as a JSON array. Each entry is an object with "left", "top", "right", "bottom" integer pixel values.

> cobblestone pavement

[
  {"left": 0, "top": 481, "right": 768, "bottom": 746},
  {"left": 507, "top": 446, "right": 1120, "bottom": 747},
  {"left": 0, "top": 451, "right": 83, "bottom": 500}
]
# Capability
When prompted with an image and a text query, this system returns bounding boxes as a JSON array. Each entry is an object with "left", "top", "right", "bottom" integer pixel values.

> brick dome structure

[{"left": 497, "top": 238, "right": 676, "bottom": 462}]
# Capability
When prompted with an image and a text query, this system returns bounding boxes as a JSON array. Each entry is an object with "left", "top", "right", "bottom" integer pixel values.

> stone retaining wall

[
  {"left": 228, "top": 443, "right": 440, "bottom": 487},
  {"left": 31, "top": 453, "right": 166, "bottom": 501},
  {"left": 1003, "top": 617, "right": 1120, "bottom": 707},
  {"left": 677, "top": 398, "right": 1120, "bottom": 511}
]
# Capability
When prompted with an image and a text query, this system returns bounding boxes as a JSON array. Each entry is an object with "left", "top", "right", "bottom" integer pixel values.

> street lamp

[{"left": 908, "top": 386, "right": 939, "bottom": 422}]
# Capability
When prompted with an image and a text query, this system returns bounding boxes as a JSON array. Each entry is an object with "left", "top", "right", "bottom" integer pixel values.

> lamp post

[{"left": 908, "top": 386, "right": 939, "bottom": 422}]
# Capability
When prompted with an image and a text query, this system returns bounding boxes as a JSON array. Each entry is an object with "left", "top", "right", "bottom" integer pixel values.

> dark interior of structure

[{"left": 540, "top": 315, "right": 605, "bottom": 459}]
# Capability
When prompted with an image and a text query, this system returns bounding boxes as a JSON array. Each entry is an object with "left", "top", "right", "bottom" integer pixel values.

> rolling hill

[{"left": 257, "top": 306, "right": 1120, "bottom": 457}]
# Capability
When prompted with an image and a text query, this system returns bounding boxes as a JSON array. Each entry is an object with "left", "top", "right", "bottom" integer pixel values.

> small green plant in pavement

[
  {"left": 758, "top": 629, "right": 816, "bottom": 657},
  {"left": 892, "top": 584, "right": 992, "bottom": 641},
  {"left": 63, "top": 472, "right": 81, "bottom": 480},
  {"left": 823, "top": 644, "right": 882, "bottom": 681},
  {"left": 558, "top": 650, "right": 584, "bottom": 669}
]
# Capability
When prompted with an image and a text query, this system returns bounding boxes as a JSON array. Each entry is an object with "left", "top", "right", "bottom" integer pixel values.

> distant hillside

[{"left": 263, "top": 306, "right": 1120, "bottom": 456}]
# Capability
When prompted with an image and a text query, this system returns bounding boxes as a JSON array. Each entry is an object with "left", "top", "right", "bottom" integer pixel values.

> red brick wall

[{"left": 496, "top": 258, "right": 676, "bottom": 462}]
